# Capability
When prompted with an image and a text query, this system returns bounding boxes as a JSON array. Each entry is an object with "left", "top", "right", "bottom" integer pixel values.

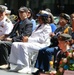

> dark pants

[
  {"left": 0, "top": 41, "right": 12, "bottom": 65},
  {"left": 34, "top": 46, "right": 59, "bottom": 71}
]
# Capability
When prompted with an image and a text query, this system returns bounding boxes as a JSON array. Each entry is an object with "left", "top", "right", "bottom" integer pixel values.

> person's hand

[
  {"left": 59, "top": 67, "right": 63, "bottom": 73},
  {"left": 22, "top": 36, "right": 28, "bottom": 42},
  {"left": 50, "top": 33, "right": 55, "bottom": 37},
  {"left": 4, "top": 37, "right": 12, "bottom": 41}
]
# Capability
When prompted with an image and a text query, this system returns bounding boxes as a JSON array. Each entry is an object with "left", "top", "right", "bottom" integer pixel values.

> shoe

[
  {"left": 18, "top": 66, "right": 31, "bottom": 73},
  {"left": 9, "top": 65, "right": 23, "bottom": 72},
  {"left": 0, "top": 64, "right": 10, "bottom": 70},
  {"left": 32, "top": 70, "right": 40, "bottom": 75},
  {"left": 30, "top": 67, "right": 39, "bottom": 73},
  {"left": 32, "top": 69, "right": 44, "bottom": 75},
  {"left": 18, "top": 67, "right": 38, "bottom": 74}
]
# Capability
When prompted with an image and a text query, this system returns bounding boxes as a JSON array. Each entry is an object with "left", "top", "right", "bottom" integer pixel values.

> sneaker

[
  {"left": 0, "top": 64, "right": 10, "bottom": 70},
  {"left": 18, "top": 67, "right": 38, "bottom": 74},
  {"left": 18, "top": 66, "right": 31, "bottom": 73},
  {"left": 32, "top": 70, "right": 40, "bottom": 75},
  {"left": 9, "top": 65, "right": 23, "bottom": 72}
]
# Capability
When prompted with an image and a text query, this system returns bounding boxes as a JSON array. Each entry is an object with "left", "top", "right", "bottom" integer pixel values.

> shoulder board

[
  {"left": 64, "top": 26, "right": 72, "bottom": 33},
  {"left": 6, "top": 18, "right": 10, "bottom": 23}
]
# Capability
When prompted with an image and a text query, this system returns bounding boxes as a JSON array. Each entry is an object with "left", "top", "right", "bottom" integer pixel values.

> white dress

[{"left": 9, "top": 24, "right": 52, "bottom": 67}]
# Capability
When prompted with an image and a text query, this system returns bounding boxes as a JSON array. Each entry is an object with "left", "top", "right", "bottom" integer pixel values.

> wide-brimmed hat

[{"left": 36, "top": 10, "right": 49, "bottom": 17}]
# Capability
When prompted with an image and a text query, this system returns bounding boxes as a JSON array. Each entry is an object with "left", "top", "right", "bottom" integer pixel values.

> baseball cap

[
  {"left": 19, "top": 6, "right": 28, "bottom": 12},
  {"left": 59, "top": 13, "right": 70, "bottom": 21},
  {"left": 58, "top": 33, "right": 72, "bottom": 41},
  {"left": 36, "top": 10, "right": 49, "bottom": 17}
]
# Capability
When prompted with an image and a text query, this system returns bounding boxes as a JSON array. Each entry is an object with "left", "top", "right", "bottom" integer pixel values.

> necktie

[{"left": 35, "top": 25, "right": 41, "bottom": 31}]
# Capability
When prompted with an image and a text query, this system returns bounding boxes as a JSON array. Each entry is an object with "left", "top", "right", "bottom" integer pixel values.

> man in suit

[{"left": 0, "top": 6, "right": 33, "bottom": 69}]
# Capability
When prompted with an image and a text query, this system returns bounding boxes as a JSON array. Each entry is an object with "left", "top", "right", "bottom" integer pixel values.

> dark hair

[
  {"left": 48, "top": 13, "right": 54, "bottom": 23},
  {"left": 41, "top": 16, "right": 49, "bottom": 24},
  {"left": 28, "top": 8, "right": 34, "bottom": 20},
  {"left": 18, "top": 6, "right": 28, "bottom": 12}
]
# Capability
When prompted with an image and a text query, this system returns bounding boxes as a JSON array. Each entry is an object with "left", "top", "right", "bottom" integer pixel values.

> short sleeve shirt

[{"left": 0, "top": 16, "right": 13, "bottom": 36}]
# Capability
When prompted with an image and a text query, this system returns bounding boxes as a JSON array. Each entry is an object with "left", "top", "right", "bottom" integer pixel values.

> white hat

[
  {"left": 5, "top": 9, "right": 11, "bottom": 14},
  {"left": 0, "top": 5, "right": 8, "bottom": 10}
]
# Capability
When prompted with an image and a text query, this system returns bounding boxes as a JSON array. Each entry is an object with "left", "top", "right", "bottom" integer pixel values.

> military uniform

[
  {"left": 0, "top": 5, "right": 13, "bottom": 69},
  {"left": 54, "top": 34, "right": 72, "bottom": 70},
  {"left": 0, "top": 16, "right": 13, "bottom": 36}
]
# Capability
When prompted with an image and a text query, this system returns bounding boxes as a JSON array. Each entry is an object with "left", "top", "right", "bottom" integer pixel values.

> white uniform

[
  {"left": 0, "top": 16, "right": 13, "bottom": 36},
  {"left": 9, "top": 24, "right": 52, "bottom": 67}
]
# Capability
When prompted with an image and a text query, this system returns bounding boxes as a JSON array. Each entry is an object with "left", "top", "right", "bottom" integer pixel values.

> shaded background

[{"left": 1, "top": 0, "right": 74, "bottom": 16}]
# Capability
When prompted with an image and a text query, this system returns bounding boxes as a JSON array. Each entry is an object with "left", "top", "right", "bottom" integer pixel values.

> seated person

[
  {"left": 54, "top": 34, "right": 72, "bottom": 70},
  {"left": 47, "top": 12, "right": 57, "bottom": 32},
  {"left": 0, "top": 5, "right": 13, "bottom": 40},
  {"left": 0, "top": 5, "right": 13, "bottom": 69},
  {"left": 27, "top": 8, "right": 36, "bottom": 31},
  {"left": 51, "top": 13, "right": 72, "bottom": 37},
  {"left": 35, "top": 36, "right": 59, "bottom": 72},
  {"left": 35, "top": 34, "right": 72, "bottom": 72},
  {"left": 45, "top": 9, "right": 57, "bottom": 32},
  {"left": 0, "top": 6, "right": 33, "bottom": 69},
  {"left": 56, "top": 35, "right": 74, "bottom": 75},
  {"left": 34, "top": 13, "right": 72, "bottom": 72},
  {"left": 9, "top": 10, "right": 52, "bottom": 73}
]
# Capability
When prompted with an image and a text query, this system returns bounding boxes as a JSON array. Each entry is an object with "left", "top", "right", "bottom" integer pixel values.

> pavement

[
  {"left": 0, "top": 70, "right": 33, "bottom": 75},
  {"left": 0, "top": 64, "right": 33, "bottom": 75}
]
